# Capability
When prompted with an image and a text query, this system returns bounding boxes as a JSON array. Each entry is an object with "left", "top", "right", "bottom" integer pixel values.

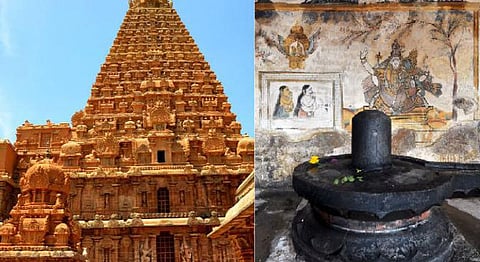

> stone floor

[{"left": 255, "top": 186, "right": 480, "bottom": 262}]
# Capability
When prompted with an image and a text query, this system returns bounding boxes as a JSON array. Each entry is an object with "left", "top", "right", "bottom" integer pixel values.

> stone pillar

[
  {"left": 204, "top": 182, "right": 212, "bottom": 208},
  {"left": 201, "top": 236, "right": 213, "bottom": 261},
  {"left": 119, "top": 235, "right": 132, "bottom": 262},
  {"left": 191, "top": 234, "right": 199, "bottom": 261},
  {"left": 214, "top": 239, "right": 228, "bottom": 262},
  {"left": 198, "top": 182, "right": 207, "bottom": 208},
  {"left": 174, "top": 234, "right": 183, "bottom": 262},
  {"left": 169, "top": 182, "right": 177, "bottom": 212},
  {"left": 192, "top": 182, "right": 199, "bottom": 208},
  {"left": 112, "top": 236, "right": 121, "bottom": 262},
  {"left": 133, "top": 186, "right": 141, "bottom": 213},
  {"left": 210, "top": 239, "right": 218, "bottom": 262},
  {"left": 132, "top": 235, "right": 141, "bottom": 262},
  {"left": 92, "top": 236, "right": 103, "bottom": 261},
  {"left": 187, "top": 181, "right": 195, "bottom": 210},
  {"left": 31, "top": 190, "right": 37, "bottom": 203},
  {"left": 146, "top": 183, "right": 153, "bottom": 213},
  {"left": 150, "top": 235, "right": 157, "bottom": 261},
  {"left": 113, "top": 183, "right": 120, "bottom": 214},
  {"left": 227, "top": 238, "right": 236, "bottom": 262}
]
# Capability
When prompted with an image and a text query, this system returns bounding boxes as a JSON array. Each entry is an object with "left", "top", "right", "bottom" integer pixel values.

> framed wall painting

[{"left": 258, "top": 72, "right": 343, "bottom": 130}]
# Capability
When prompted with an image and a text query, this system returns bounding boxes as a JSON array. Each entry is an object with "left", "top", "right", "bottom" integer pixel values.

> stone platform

[{"left": 255, "top": 186, "right": 480, "bottom": 262}]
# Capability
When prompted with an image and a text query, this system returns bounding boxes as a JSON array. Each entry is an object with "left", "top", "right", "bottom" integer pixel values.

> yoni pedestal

[{"left": 292, "top": 110, "right": 480, "bottom": 261}]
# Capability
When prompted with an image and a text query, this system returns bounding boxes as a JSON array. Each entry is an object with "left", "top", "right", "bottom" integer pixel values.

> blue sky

[{"left": 0, "top": 0, "right": 253, "bottom": 141}]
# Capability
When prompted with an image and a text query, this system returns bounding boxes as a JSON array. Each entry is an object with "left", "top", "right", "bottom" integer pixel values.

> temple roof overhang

[{"left": 208, "top": 173, "right": 254, "bottom": 238}]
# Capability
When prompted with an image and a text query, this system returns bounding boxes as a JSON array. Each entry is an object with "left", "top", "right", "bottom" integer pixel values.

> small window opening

[{"left": 157, "top": 150, "right": 166, "bottom": 163}]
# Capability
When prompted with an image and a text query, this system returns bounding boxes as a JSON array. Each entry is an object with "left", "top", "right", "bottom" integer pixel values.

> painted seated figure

[{"left": 360, "top": 40, "right": 442, "bottom": 115}]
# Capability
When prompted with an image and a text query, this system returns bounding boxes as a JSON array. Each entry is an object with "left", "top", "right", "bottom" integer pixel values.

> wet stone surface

[{"left": 299, "top": 156, "right": 450, "bottom": 192}]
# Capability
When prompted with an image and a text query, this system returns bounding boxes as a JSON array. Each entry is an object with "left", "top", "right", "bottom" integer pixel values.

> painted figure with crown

[{"left": 360, "top": 40, "right": 442, "bottom": 115}]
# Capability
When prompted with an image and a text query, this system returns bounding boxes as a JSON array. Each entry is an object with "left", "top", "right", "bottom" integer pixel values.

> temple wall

[
  {"left": 80, "top": 229, "right": 239, "bottom": 262},
  {"left": 68, "top": 173, "right": 243, "bottom": 220},
  {"left": 0, "top": 141, "right": 18, "bottom": 221},
  {"left": 0, "top": 141, "right": 17, "bottom": 175},
  {"left": 255, "top": 1, "right": 480, "bottom": 185}
]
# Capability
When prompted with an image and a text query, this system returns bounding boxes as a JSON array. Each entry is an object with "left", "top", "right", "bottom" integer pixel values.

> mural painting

[
  {"left": 273, "top": 85, "right": 294, "bottom": 119},
  {"left": 273, "top": 84, "right": 320, "bottom": 119},
  {"left": 256, "top": 4, "right": 480, "bottom": 169},
  {"left": 256, "top": 7, "right": 477, "bottom": 133},
  {"left": 276, "top": 25, "right": 321, "bottom": 69},
  {"left": 259, "top": 72, "right": 343, "bottom": 130},
  {"left": 360, "top": 39, "right": 443, "bottom": 115}
]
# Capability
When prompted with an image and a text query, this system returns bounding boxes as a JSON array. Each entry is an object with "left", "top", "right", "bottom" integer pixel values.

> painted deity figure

[
  {"left": 273, "top": 85, "right": 294, "bottom": 119},
  {"left": 294, "top": 84, "right": 317, "bottom": 118},
  {"left": 289, "top": 38, "right": 306, "bottom": 57},
  {"left": 360, "top": 40, "right": 442, "bottom": 114},
  {"left": 282, "top": 25, "right": 311, "bottom": 69}
]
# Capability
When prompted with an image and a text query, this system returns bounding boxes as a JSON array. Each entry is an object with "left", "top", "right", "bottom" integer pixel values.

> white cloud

[{"left": 0, "top": 0, "right": 12, "bottom": 55}]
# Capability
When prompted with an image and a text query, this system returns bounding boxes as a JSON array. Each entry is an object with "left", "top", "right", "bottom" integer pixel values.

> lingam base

[
  {"left": 291, "top": 110, "right": 480, "bottom": 262},
  {"left": 292, "top": 205, "right": 453, "bottom": 261}
]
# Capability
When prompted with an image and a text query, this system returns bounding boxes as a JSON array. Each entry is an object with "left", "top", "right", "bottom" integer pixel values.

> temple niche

[{"left": 0, "top": 0, "right": 254, "bottom": 261}]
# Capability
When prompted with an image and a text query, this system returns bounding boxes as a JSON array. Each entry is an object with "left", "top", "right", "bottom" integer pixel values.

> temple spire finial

[{"left": 128, "top": 0, "right": 172, "bottom": 8}]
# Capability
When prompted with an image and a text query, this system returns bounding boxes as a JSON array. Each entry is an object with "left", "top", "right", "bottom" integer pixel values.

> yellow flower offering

[{"left": 309, "top": 155, "right": 320, "bottom": 164}]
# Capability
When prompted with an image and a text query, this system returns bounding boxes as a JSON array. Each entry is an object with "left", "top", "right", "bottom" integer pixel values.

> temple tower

[{"left": 12, "top": 1, "right": 254, "bottom": 261}]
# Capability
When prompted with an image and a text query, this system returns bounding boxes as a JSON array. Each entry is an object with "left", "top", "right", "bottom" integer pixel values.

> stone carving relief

[
  {"left": 21, "top": 217, "right": 47, "bottom": 244},
  {"left": 140, "top": 238, "right": 153, "bottom": 262},
  {"left": 0, "top": 161, "right": 80, "bottom": 251},
  {"left": 147, "top": 102, "right": 175, "bottom": 130},
  {"left": 130, "top": 213, "right": 144, "bottom": 226},
  {"left": 180, "top": 237, "right": 193, "bottom": 262},
  {"left": 71, "top": 110, "right": 84, "bottom": 127},
  {"left": 95, "top": 133, "right": 120, "bottom": 156},
  {"left": 54, "top": 223, "right": 70, "bottom": 245},
  {"left": 182, "top": 118, "right": 195, "bottom": 133}
]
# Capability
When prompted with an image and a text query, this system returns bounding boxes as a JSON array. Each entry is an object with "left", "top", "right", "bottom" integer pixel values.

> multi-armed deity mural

[{"left": 256, "top": 3, "right": 480, "bottom": 183}]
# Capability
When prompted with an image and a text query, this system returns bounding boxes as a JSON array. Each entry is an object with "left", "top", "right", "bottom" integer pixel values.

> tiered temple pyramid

[{"left": 0, "top": 0, "right": 254, "bottom": 261}]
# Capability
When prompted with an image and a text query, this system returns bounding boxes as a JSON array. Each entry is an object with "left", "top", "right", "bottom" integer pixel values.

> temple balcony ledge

[
  {"left": 67, "top": 164, "right": 202, "bottom": 178},
  {"left": 75, "top": 216, "right": 224, "bottom": 229},
  {"left": 65, "top": 164, "right": 251, "bottom": 178}
]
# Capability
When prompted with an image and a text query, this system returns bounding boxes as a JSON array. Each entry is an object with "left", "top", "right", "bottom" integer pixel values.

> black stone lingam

[{"left": 292, "top": 110, "right": 480, "bottom": 262}]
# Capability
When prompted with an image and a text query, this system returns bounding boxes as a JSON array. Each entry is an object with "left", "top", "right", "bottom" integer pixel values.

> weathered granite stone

[
  {"left": 392, "top": 128, "right": 417, "bottom": 155},
  {"left": 432, "top": 122, "right": 480, "bottom": 161},
  {"left": 255, "top": 130, "right": 349, "bottom": 186}
]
